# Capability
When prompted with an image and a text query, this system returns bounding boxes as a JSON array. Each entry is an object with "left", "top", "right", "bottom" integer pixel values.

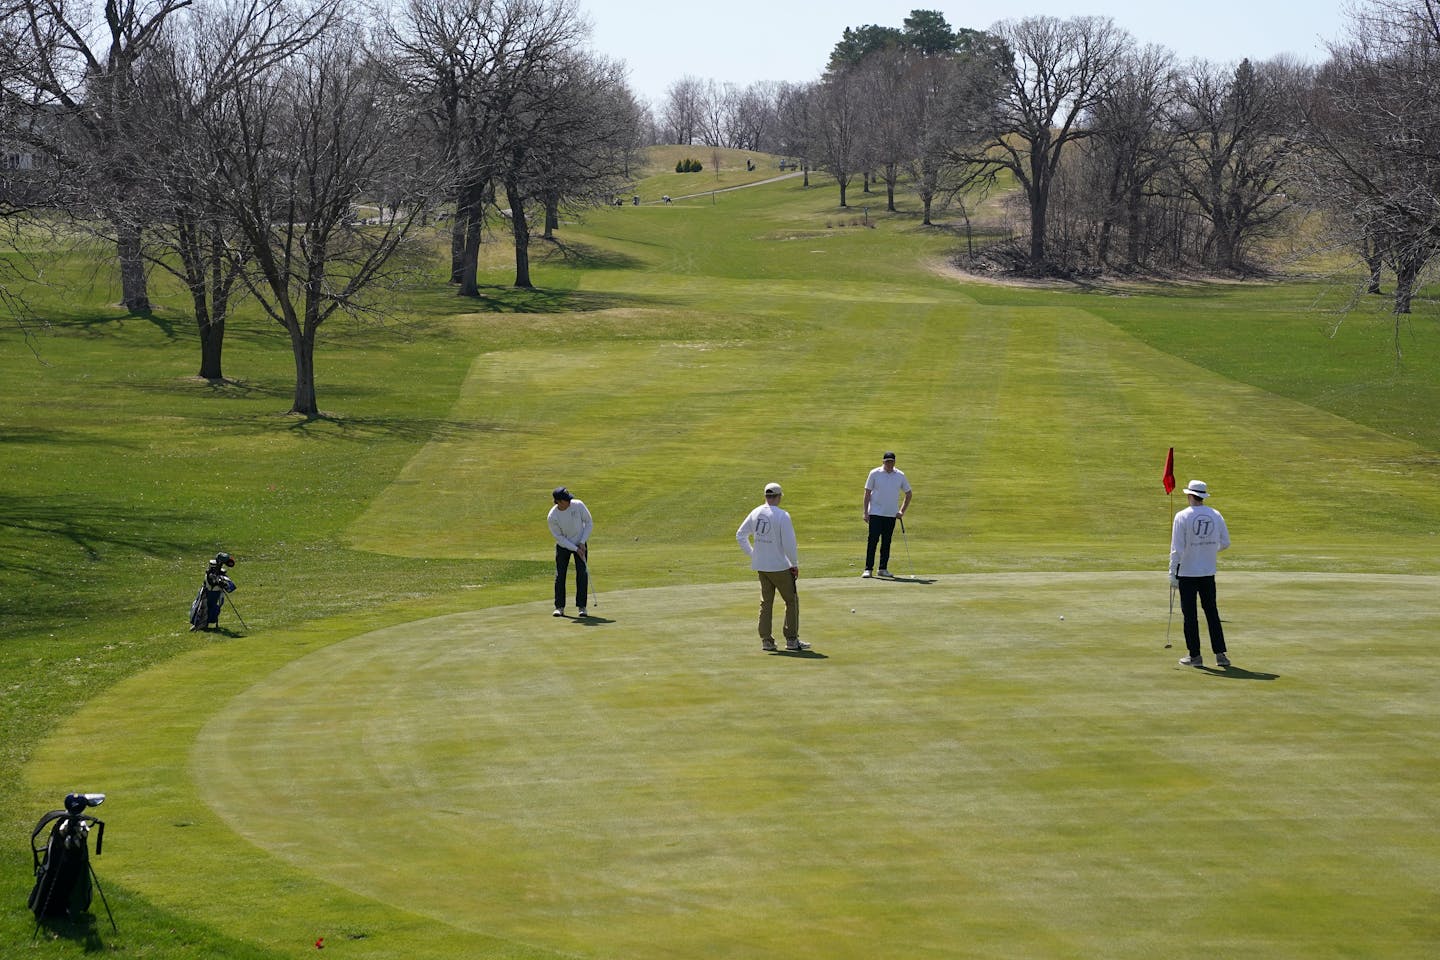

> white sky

[{"left": 577, "top": 0, "right": 1351, "bottom": 107}]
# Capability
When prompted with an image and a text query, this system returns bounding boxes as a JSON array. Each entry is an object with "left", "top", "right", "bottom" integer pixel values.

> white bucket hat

[{"left": 1182, "top": 480, "right": 1209, "bottom": 499}]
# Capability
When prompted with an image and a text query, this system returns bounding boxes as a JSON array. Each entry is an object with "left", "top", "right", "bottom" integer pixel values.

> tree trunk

[
  {"left": 921, "top": 194, "right": 933, "bottom": 227},
  {"left": 288, "top": 322, "right": 320, "bottom": 418},
  {"left": 505, "top": 179, "right": 532, "bottom": 289},
  {"left": 1028, "top": 192, "right": 1048, "bottom": 271},
  {"left": 544, "top": 194, "right": 559, "bottom": 238},
  {"left": 455, "top": 181, "right": 487, "bottom": 295},
  {"left": 838, "top": 180, "right": 848, "bottom": 208},
  {"left": 1393, "top": 252, "right": 1420, "bottom": 315},
  {"left": 197, "top": 317, "right": 225, "bottom": 380},
  {"left": 116, "top": 222, "right": 150, "bottom": 313},
  {"left": 1362, "top": 236, "right": 1384, "bottom": 294}
]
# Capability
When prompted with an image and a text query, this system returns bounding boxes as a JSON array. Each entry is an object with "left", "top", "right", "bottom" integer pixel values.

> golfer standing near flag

[
  {"left": 737, "top": 482, "right": 808, "bottom": 652},
  {"left": 862, "top": 451, "right": 912, "bottom": 578},
  {"left": 548, "top": 486, "right": 592, "bottom": 618},
  {"left": 1170, "top": 480, "right": 1231, "bottom": 667}
]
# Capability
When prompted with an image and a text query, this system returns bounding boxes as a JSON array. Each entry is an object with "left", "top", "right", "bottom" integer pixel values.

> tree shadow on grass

[
  {"left": 0, "top": 494, "right": 191, "bottom": 575},
  {"left": 537, "top": 238, "right": 647, "bottom": 271},
  {"left": 461, "top": 284, "right": 653, "bottom": 315},
  {"left": 276, "top": 414, "right": 512, "bottom": 443}
]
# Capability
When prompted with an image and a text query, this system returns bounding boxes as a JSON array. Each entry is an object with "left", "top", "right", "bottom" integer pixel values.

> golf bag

[
  {"left": 28, "top": 796, "right": 106, "bottom": 921},
  {"left": 189, "top": 552, "right": 237, "bottom": 630}
]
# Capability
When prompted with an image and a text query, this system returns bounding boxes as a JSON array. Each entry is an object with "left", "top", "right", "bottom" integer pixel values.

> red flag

[{"left": 1162, "top": 447, "right": 1175, "bottom": 494}]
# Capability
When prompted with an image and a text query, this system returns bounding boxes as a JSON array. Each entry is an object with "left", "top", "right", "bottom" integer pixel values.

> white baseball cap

[{"left": 764, "top": 482, "right": 782, "bottom": 496}]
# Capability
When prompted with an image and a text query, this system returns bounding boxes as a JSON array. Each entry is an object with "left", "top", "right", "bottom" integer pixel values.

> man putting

[
  {"left": 862, "top": 451, "right": 912, "bottom": 578},
  {"left": 548, "top": 486, "right": 593, "bottom": 618},
  {"left": 736, "top": 482, "right": 807, "bottom": 652},
  {"left": 1170, "top": 480, "right": 1231, "bottom": 668}
]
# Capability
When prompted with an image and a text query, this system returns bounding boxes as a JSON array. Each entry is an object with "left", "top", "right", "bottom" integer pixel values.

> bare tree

[
  {"left": 1085, "top": 44, "right": 1179, "bottom": 269},
  {"left": 813, "top": 67, "right": 864, "bottom": 207},
  {"left": 1304, "top": 0, "right": 1440, "bottom": 316},
  {"left": 658, "top": 74, "right": 704, "bottom": 145},
  {"left": 522, "top": 52, "right": 644, "bottom": 242},
  {"left": 772, "top": 80, "right": 816, "bottom": 186},
  {"left": 1169, "top": 56, "right": 1310, "bottom": 274},
  {"left": 855, "top": 49, "right": 913, "bottom": 212},
  {"left": 2, "top": 0, "right": 206, "bottom": 313},
  {"left": 952, "top": 15, "right": 1131, "bottom": 272},
  {"left": 138, "top": 0, "right": 338, "bottom": 380},
  {"left": 202, "top": 22, "right": 439, "bottom": 417}
]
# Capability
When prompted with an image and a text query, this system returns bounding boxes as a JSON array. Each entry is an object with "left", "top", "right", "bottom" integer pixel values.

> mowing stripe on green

[{"left": 27, "top": 574, "right": 1440, "bottom": 959}]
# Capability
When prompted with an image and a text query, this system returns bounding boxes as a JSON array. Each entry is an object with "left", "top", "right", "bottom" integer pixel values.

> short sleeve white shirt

[{"left": 865, "top": 467, "right": 911, "bottom": 517}]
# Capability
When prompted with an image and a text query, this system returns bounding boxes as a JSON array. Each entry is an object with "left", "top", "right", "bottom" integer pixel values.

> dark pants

[
  {"left": 554, "top": 545, "right": 588, "bottom": 609},
  {"left": 866, "top": 515, "right": 897, "bottom": 571},
  {"left": 1178, "top": 575, "right": 1226, "bottom": 658}
]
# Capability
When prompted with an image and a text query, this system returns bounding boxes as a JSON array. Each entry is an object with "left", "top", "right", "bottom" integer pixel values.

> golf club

[
  {"left": 585, "top": 552, "right": 598, "bottom": 609},
  {"left": 226, "top": 595, "right": 250, "bottom": 632},
  {"left": 1164, "top": 579, "right": 1175, "bottom": 648},
  {"left": 899, "top": 516, "right": 915, "bottom": 580}
]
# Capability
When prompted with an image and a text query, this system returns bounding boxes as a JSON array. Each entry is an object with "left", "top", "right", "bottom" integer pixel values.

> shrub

[{"left": 675, "top": 158, "right": 704, "bottom": 174}]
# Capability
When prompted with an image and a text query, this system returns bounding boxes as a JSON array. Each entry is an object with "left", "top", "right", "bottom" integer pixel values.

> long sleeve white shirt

[
  {"left": 1170, "top": 504, "right": 1230, "bottom": 576},
  {"left": 548, "top": 499, "right": 593, "bottom": 552},
  {"left": 736, "top": 503, "right": 799, "bottom": 572}
]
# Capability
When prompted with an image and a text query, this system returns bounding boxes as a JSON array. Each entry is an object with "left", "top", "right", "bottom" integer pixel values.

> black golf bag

[
  {"left": 189, "top": 552, "right": 237, "bottom": 630},
  {"left": 28, "top": 797, "right": 105, "bottom": 921}
]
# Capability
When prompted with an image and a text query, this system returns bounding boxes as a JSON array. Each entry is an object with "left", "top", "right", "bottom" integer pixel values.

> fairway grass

[
  {"left": 31, "top": 574, "right": 1440, "bottom": 959},
  {"left": 7, "top": 161, "right": 1440, "bottom": 959}
]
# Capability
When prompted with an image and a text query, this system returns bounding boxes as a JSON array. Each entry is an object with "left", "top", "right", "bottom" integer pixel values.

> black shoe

[{"left": 1216, "top": 653, "right": 1231, "bottom": 667}]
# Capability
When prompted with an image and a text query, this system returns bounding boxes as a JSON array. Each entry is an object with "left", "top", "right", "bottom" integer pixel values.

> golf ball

[
  {"left": 851, "top": 608, "right": 856, "bottom": 614},
  {"left": 1059, "top": 615, "right": 1065, "bottom": 621}
]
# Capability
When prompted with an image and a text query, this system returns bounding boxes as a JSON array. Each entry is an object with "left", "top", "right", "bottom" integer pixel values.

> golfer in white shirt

[
  {"left": 862, "top": 451, "right": 912, "bottom": 578},
  {"left": 1169, "top": 480, "right": 1231, "bottom": 667},
  {"left": 736, "top": 482, "right": 808, "bottom": 652},
  {"left": 548, "top": 486, "right": 592, "bottom": 617}
]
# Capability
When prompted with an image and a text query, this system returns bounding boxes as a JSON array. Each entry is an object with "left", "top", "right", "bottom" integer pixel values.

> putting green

[{"left": 29, "top": 573, "right": 1440, "bottom": 958}]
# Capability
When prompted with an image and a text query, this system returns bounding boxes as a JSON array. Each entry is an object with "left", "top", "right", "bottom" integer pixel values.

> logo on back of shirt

[
  {"left": 755, "top": 518, "right": 771, "bottom": 537},
  {"left": 1191, "top": 516, "right": 1214, "bottom": 538}
]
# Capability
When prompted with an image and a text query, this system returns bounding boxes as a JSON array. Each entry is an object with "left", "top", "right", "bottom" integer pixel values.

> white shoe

[
  {"left": 860, "top": 570, "right": 872, "bottom": 579},
  {"left": 785, "top": 639, "right": 811, "bottom": 652},
  {"left": 578, "top": 607, "right": 588, "bottom": 618},
  {"left": 1178, "top": 655, "right": 1204, "bottom": 667},
  {"left": 553, "top": 608, "right": 564, "bottom": 617}
]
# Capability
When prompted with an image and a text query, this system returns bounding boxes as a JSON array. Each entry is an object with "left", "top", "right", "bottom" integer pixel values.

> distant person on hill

[
  {"left": 736, "top": 482, "right": 807, "bottom": 652},
  {"left": 1170, "top": 480, "right": 1231, "bottom": 668},
  {"left": 548, "top": 487, "right": 593, "bottom": 618},
  {"left": 861, "top": 451, "right": 912, "bottom": 578}
]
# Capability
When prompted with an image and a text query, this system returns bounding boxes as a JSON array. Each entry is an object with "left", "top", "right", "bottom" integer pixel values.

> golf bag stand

[{"left": 29, "top": 792, "right": 117, "bottom": 936}]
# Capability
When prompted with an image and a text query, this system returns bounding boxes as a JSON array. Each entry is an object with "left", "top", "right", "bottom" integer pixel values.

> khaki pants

[{"left": 756, "top": 569, "right": 799, "bottom": 642}]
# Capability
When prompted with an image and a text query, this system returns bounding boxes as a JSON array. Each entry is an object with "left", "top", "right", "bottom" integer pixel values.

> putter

[
  {"left": 1164, "top": 580, "right": 1175, "bottom": 648},
  {"left": 899, "top": 516, "right": 915, "bottom": 580},
  {"left": 585, "top": 552, "right": 598, "bottom": 609}
]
